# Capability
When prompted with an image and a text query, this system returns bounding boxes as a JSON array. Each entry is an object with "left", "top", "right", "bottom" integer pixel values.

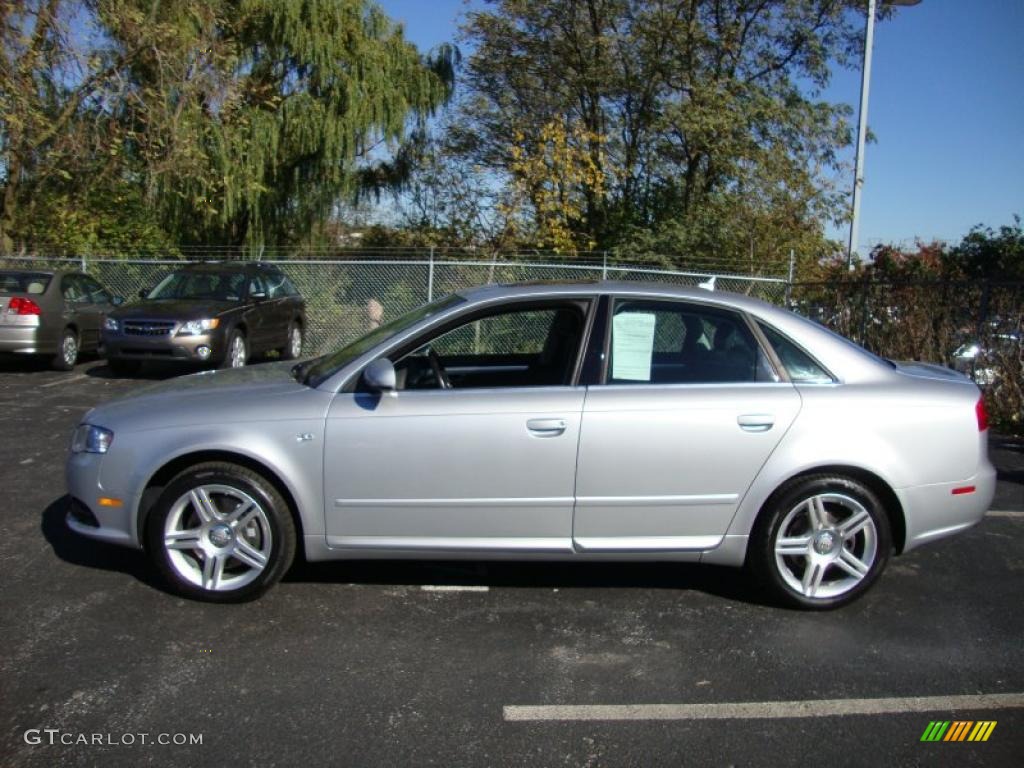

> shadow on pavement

[
  {"left": 289, "top": 558, "right": 771, "bottom": 607},
  {"left": 41, "top": 495, "right": 162, "bottom": 591},
  {"left": 83, "top": 361, "right": 190, "bottom": 381}
]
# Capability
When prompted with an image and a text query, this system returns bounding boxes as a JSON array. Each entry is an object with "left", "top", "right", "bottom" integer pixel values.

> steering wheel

[{"left": 426, "top": 348, "right": 451, "bottom": 390}]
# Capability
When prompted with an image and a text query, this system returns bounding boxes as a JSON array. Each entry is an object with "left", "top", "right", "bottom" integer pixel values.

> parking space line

[
  {"left": 503, "top": 692, "right": 1024, "bottom": 722},
  {"left": 987, "top": 510, "right": 1024, "bottom": 518},
  {"left": 420, "top": 585, "right": 490, "bottom": 592},
  {"left": 38, "top": 374, "right": 89, "bottom": 388}
]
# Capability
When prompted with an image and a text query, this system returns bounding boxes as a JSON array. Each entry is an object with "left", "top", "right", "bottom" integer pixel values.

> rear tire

[
  {"left": 145, "top": 462, "right": 296, "bottom": 603},
  {"left": 281, "top": 322, "right": 303, "bottom": 361},
  {"left": 748, "top": 475, "right": 891, "bottom": 610},
  {"left": 51, "top": 328, "right": 78, "bottom": 371}
]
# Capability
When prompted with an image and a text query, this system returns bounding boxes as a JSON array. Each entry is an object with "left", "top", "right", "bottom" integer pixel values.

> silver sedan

[{"left": 65, "top": 282, "right": 996, "bottom": 608}]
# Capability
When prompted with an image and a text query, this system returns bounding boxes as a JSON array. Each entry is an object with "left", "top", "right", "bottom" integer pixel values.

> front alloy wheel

[
  {"left": 222, "top": 331, "right": 247, "bottom": 369},
  {"left": 147, "top": 462, "right": 295, "bottom": 602},
  {"left": 750, "top": 475, "right": 891, "bottom": 609}
]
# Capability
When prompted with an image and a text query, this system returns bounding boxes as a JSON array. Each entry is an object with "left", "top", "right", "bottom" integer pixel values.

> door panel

[
  {"left": 324, "top": 388, "right": 585, "bottom": 551},
  {"left": 573, "top": 383, "right": 801, "bottom": 551}
]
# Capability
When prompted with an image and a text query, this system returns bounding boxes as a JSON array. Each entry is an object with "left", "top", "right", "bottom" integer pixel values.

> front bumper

[
  {"left": 898, "top": 461, "right": 998, "bottom": 552},
  {"left": 102, "top": 329, "right": 226, "bottom": 363},
  {"left": 65, "top": 450, "right": 140, "bottom": 548}
]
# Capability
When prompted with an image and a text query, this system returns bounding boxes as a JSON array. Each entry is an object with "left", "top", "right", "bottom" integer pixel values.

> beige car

[{"left": 0, "top": 269, "right": 122, "bottom": 370}]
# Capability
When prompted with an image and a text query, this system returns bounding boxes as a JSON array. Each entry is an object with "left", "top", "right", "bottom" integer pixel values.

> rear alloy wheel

[
  {"left": 281, "top": 322, "right": 303, "bottom": 361},
  {"left": 52, "top": 328, "right": 79, "bottom": 371},
  {"left": 750, "top": 475, "right": 891, "bottom": 609},
  {"left": 221, "top": 330, "right": 247, "bottom": 369},
  {"left": 146, "top": 462, "right": 296, "bottom": 602}
]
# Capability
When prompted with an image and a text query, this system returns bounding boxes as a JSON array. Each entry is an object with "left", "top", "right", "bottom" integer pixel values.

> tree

[
  {"left": 455, "top": 0, "right": 874, "bottom": 263},
  {"left": 0, "top": 0, "right": 457, "bottom": 251},
  {"left": 137, "top": 0, "right": 458, "bottom": 246},
  {"left": 949, "top": 216, "right": 1024, "bottom": 281}
]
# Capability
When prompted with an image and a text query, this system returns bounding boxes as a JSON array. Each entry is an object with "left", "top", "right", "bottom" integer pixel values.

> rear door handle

[
  {"left": 526, "top": 418, "right": 567, "bottom": 437},
  {"left": 737, "top": 414, "right": 774, "bottom": 432}
]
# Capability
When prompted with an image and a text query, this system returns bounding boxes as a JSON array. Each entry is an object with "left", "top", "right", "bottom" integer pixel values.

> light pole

[{"left": 847, "top": 0, "right": 922, "bottom": 270}]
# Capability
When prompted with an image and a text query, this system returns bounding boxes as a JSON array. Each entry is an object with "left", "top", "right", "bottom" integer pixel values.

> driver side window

[{"left": 395, "top": 303, "right": 587, "bottom": 390}]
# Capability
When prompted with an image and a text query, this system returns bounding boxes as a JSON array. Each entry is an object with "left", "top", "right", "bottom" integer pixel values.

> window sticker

[{"left": 611, "top": 311, "right": 656, "bottom": 381}]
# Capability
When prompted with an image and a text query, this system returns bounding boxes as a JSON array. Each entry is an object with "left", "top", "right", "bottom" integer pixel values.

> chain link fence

[
  {"left": 3, "top": 249, "right": 1019, "bottom": 431},
  {"left": 0, "top": 251, "right": 787, "bottom": 355},
  {"left": 790, "top": 279, "right": 1023, "bottom": 432}
]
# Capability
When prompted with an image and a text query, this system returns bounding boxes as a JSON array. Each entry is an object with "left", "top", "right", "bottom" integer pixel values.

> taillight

[
  {"left": 975, "top": 396, "right": 989, "bottom": 432},
  {"left": 6, "top": 297, "right": 41, "bottom": 315}
]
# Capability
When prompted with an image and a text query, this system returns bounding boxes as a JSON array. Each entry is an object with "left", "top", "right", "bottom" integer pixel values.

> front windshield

[
  {"left": 148, "top": 270, "right": 246, "bottom": 301},
  {"left": 304, "top": 294, "right": 465, "bottom": 388}
]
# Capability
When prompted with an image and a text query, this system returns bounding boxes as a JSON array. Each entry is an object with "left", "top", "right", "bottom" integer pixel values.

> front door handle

[
  {"left": 526, "top": 418, "right": 567, "bottom": 437},
  {"left": 737, "top": 414, "right": 774, "bottom": 432}
]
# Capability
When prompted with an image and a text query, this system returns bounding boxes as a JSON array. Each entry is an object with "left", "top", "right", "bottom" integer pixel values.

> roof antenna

[{"left": 698, "top": 275, "right": 717, "bottom": 291}]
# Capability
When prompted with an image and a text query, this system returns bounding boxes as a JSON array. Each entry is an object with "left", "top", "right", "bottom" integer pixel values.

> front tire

[
  {"left": 145, "top": 462, "right": 296, "bottom": 602},
  {"left": 220, "top": 330, "right": 248, "bottom": 369},
  {"left": 748, "top": 475, "right": 892, "bottom": 610},
  {"left": 51, "top": 328, "right": 78, "bottom": 371}
]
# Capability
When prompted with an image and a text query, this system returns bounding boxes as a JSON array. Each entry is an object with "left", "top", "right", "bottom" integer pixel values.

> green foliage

[
  {"left": 454, "top": 0, "right": 864, "bottom": 260},
  {"left": 0, "top": 0, "right": 455, "bottom": 252},
  {"left": 949, "top": 216, "right": 1024, "bottom": 281}
]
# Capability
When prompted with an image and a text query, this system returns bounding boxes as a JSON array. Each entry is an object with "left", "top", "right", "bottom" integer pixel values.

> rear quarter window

[
  {"left": 0, "top": 273, "right": 52, "bottom": 294},
  {"left": 758, "top": 322, "right": 835, "bottom": 384}
]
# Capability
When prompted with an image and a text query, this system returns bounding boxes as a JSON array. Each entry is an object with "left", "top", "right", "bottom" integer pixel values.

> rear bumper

[
  {"left": 0, "top": 325, "right": 54, "bottom": 354},
  {"left": 898, "top": 461, "right": 998, "bottom": 552},
  {"left": 102, "top": 329, "right": 226, "bottom": 363}
]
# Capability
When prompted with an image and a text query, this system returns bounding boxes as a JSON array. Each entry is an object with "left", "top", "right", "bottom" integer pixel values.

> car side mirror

[
  {"left": 362, "top": 358, "right": 396, "bottom": 392},
  {"left": 138, "top": 288, "right": 150, "bottom": 299},
  {"left": 112, "top": 295, "right": 125, "bottom": 306}
]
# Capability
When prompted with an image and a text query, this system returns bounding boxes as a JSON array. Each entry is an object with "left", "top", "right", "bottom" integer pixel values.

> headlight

[
  {"left": 103, "top": 317, "right": 119, "bottom": 332},
  {"left": 71, "top": 424, "right": 114, "bottom": 454},
  {"left": 177, "top": 318, "right": 220, "bottom": 336}
]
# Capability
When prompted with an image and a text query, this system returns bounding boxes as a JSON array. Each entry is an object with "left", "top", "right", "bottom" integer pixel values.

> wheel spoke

[
  {"left": 227, "top": 501, "right": 256, "bottom": 527},
  {"left": 202, "top": 553, "right": 225, "bottom": 589},
  {"left": 165, "top": 529, "right": 202, "bottom": 551},
  {"left": 806, "top": 496, "right": 828, "bottom": 531},
  {"left": 775, "top": 535, "right": 811, "bottom": 556},
  {"left": 801, "top": 562, "right": 825, "bottom": 597},
  {"left": 836, "top": 547, "right": 870, "bottom": 579},
  {"left": 839, "top": 509, "right": 871, "bottom": 539},
  {"left": 232, "top": 539, "right": 268, "bottom": 570},
  {"left": 190, "top": 488, "right": 218, "bottom": 523}
]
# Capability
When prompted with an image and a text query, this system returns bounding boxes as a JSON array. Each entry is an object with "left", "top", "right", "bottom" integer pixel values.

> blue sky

[{"left": 379, "top": 0, "right": 1023, "bottom": 253}]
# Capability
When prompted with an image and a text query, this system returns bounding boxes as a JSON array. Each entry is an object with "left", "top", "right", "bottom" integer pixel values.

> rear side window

[
  {"left": 0, "top": 273, "right": 51, "bottom": 294},
  {"left": 607, "top": 300, "right": 777, "bottom": 384},
  {"left": 265, "top": 272, "right": 300, "bottom": 298},
  {"left": 758, "top": 323, "right": 834, "bottom": 384}
]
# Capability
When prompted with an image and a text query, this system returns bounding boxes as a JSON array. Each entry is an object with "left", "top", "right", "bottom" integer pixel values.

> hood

[
  {"left": 110, "top": 298, "right": 240, "bottom": 321},
  {"left": 893, "top": 360, "right": 971, "bottom": 383},
  {"left": 83, "top": 361, "right": 331, "bottom": 432}
]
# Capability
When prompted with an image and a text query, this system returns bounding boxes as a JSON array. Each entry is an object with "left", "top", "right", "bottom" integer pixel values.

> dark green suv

[{"left": 102, "top": 262, "right": 306, "bottom": 374}]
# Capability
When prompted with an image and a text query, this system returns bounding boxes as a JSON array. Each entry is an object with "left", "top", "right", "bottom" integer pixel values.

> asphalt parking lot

[{"left": 1, "top": 357, "right": 1022, "bottom": 767}]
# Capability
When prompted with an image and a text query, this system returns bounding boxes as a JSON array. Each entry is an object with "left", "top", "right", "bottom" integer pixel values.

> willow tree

[{"left": 125, "top": 0, "right": 457, "bottom": 245}]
